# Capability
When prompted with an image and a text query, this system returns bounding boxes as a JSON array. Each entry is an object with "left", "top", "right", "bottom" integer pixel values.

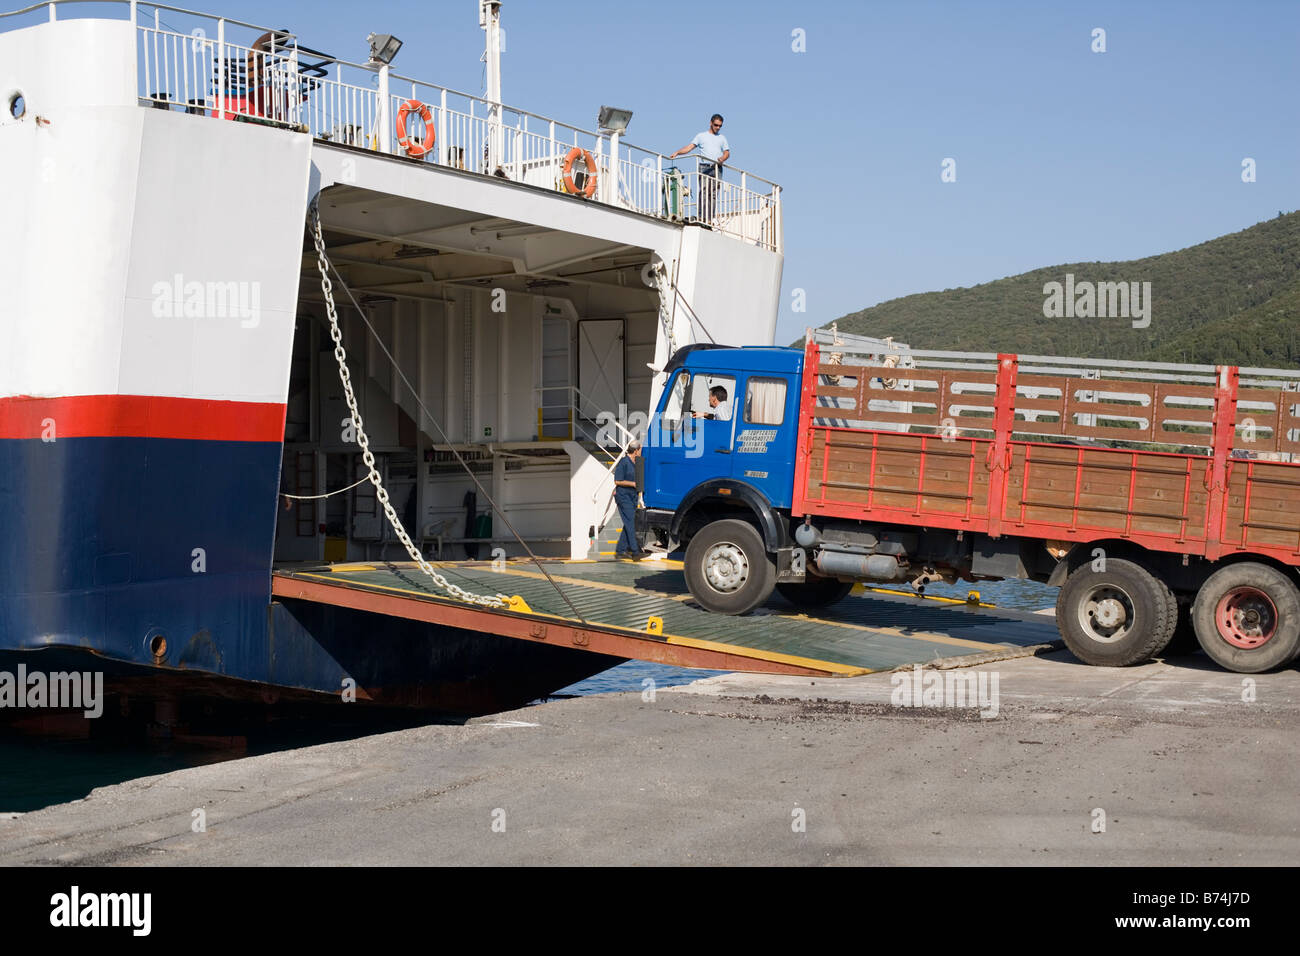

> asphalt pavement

[{"left": 1, "top": 649, "right": 1295, "bottom": 865}]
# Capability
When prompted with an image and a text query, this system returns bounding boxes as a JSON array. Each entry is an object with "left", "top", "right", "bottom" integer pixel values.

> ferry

[{"left": 0, "top": 0, "right": 786, "bottom": 716}]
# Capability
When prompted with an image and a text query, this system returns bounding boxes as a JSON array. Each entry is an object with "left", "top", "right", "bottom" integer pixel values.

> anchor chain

[{"left": 308, "top": 201, "right": 511, "bottom": 609}]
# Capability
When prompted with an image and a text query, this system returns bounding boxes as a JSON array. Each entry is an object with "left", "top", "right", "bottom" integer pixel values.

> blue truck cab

[
  {"left": 637, "top": 345, "right": 821, "bottom": 613},
  {"left": 643, "top": 345, "right": 803, "bottom": 513}
]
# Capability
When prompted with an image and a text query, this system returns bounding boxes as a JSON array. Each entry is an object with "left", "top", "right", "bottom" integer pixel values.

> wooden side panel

[
  {"left": 1234, "top": 384, "right": 1300, "bottom": 455},
  {"left": 809, "top": 365, "right": 998, "bottom": 434},
  {"left": 1222, "top": 459, "right": 1300, "bottom": 554},
  {"left": 802, "top": 428, "right": 990, "bottom": 521},
  {"left": 1009, "top": 374, "right": 1220, "bottom": 447},
  {"left": 1003, "top": 444, "right": 1208, "bottom": 543}
]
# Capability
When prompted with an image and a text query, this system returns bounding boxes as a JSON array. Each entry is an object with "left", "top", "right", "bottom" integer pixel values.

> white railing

[
  {"left": 535, "top": 384, "right": 635, "bottom": 447},
  {"left": 0, "top": 1, "right": 782, "bottom": 252}
]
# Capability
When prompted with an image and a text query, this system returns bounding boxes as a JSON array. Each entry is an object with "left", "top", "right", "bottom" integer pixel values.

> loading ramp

[{"left": 272, "top": 559, "right": 1060, "bottom": 677}]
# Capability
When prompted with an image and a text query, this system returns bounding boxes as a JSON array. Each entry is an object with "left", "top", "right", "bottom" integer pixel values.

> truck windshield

[{"left": 662, "top": 369, "right": 689, "bottom": 421}]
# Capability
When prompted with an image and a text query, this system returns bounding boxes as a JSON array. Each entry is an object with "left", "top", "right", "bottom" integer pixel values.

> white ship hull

[{"left": 0, "top": 5, "right": 783, "bottom": 708}]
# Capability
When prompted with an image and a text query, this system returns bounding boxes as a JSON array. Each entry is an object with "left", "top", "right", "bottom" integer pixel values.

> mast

[{"left": 480, "top": 0, "right": 503, "bottom": 173}]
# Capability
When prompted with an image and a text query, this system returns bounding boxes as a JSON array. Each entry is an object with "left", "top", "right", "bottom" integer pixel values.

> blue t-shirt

[
  {"left": 614, "top": 456, "right": 637, "bottom": 498},
  {"left": 691, "top": 130, "right": 730, "bottom": 162}
]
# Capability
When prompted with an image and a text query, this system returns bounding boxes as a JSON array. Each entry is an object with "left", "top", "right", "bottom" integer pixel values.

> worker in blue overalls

[{"left": 613, "top": 440, "right": 646, "bottom": 560}]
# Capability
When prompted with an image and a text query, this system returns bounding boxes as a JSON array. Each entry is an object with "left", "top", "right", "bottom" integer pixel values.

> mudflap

[{"left": 776, "top": 546, "right": 807, "bottom": 583}]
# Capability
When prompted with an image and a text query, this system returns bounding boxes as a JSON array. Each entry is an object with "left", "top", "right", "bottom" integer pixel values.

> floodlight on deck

[
  {"left": 597, "top": 106, "right": 633, "bottom": 133},
  {"left": 367, "top": 33, "right": 403, "bottom": 65}
]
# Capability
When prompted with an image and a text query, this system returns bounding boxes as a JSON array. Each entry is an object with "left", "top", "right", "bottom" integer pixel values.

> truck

[{"left": 637, "top": 330, "right": 1300, "bottom": 674}]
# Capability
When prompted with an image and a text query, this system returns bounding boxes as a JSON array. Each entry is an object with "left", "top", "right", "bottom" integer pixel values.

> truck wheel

[
  {"left": 776, "top": 576, "right": 854, "bottom": 609},
  {"left": 1191, "top": 562, "right": 1300, "bottom": 673},
  {"left": 684, "top": 519, "right": 776, "bottom": 615},
  {"left": 1056, "top": 558, "right": 1178, "bottom": 666}
]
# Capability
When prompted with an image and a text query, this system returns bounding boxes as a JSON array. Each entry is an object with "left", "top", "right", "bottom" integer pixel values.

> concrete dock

[{"left": 1, "top": 648, "right": 1296, "bottom": 866}]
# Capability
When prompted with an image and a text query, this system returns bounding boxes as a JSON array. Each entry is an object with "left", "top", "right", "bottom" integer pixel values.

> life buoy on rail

[
  {"left": 561, "top": 146, "right": 598, "bottom": 198},
  {"left": 396, "top": 100, "right": 435, "bottom": 158}
]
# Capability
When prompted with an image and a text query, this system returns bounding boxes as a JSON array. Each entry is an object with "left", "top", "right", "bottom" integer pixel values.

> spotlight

[{"left": 366, "top": 33, "right": 403, "bottom": 65}]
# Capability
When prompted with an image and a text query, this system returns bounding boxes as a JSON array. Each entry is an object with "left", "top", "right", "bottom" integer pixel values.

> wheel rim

[
  {"left": 1214, "top": 586, "right": 1277, "bottom": 649},
  {"left": 702, "top": 541, "right": 749, "bottom": 593},
  {"left": 1076, "top": 583, "right": 1135, "bottom": 644}
]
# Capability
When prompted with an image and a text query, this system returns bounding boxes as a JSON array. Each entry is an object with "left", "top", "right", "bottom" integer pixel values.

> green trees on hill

[{"left": 824, "top": 211, "right": 1300, "bottom": 367}]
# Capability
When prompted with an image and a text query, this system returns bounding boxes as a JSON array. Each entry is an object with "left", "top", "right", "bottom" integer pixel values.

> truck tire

[
  {"left": 776, "top": 576, "right": 854, "bottom": 609},
  {"left": 1056, "top": 558, "right": 1178, "bottom": 666},
  {"left": 684, "top": 518, "right": 776, "bottom": 615},
  {"left": 1191, "top": 562, "right": 1300, "bottom": 673}
]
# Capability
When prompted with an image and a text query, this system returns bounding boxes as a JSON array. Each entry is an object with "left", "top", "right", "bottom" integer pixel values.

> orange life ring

[
  {"left": 396, "top": 99, "right": 435, "bottom": 158},
  {"left": 561, "top": 146, "right": 598, "bottom": 198}
]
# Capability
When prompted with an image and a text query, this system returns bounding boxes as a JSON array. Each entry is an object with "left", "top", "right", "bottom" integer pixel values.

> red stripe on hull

[{"left": 0, "top": 395, "right": 287, "bottom": 442}]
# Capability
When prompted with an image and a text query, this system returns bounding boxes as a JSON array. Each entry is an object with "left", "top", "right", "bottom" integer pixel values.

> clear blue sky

[{"left": 55, "top": 0, "right": 1300, "bottom": 343}]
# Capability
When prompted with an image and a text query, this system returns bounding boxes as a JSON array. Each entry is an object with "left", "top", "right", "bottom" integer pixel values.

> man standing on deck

[
  {"left": 613, "top": 440, "right": 646, "bottom": 560},
  {"left": 669, "top": 114, "right": 730, "bottom": 225}
]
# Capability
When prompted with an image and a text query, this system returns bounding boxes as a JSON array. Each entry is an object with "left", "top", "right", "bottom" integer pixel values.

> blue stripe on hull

[
  {"left": 0, "top": 437, "right": 619, "bottom": 709},
  {"left": 0, "top": 435, "right": 282, "bottom": 675}
]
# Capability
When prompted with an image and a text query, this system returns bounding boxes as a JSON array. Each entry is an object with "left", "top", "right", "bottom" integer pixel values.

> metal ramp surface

[{"left": 272, "top": 559, "right": 1061, "bottom": 677}]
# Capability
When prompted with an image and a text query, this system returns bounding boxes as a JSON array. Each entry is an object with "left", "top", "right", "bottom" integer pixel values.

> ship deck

[{"left": 271, "top": 559, "right": 1060, "bottom": 677}]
